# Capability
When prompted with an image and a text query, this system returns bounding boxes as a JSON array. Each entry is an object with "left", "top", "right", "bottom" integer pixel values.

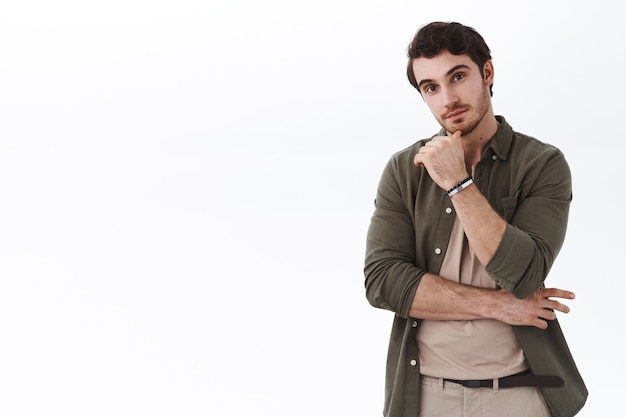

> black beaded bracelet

[{"left": 445, "top": 176, "right": 473, "bottom": 197}]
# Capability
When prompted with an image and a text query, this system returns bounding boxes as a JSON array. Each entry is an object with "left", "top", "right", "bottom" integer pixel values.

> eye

[
  {"left": 453, "top": 73, "right": 465, "bottom": 82},
  {"left": 423, "top": 84, "right": 437, "bottom": 94}
]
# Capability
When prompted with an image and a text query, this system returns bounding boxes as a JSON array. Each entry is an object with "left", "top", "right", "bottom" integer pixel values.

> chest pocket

[{"left": 496, "top": 189, "right": 521, "bottom": 223}]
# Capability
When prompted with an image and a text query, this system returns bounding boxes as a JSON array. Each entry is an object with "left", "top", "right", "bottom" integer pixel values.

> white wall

[{"left": 0, "top": 1, "right": 621, "bottom": 415}]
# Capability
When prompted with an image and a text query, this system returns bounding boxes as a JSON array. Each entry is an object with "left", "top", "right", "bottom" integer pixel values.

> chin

[
  {"left": 451, "top": 119, "right": 480, "bottom": 136},
  {"left": 444, "top": 121, "right": 467, "bottom": 134}
]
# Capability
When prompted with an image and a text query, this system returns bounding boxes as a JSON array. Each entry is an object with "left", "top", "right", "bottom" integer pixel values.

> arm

[
  {"left": 486, "top": 149, "right": 572, "bottom": 298},
  {"left": 448, "top": 182, "right": 505, "bottom": 265},
  {"left": 410, "top": 273, "right": 574, "bottom": 329},
  {"left": 364, "top": 156, "right": 425, "bottom": 317},
  {"left": 409, "top": 129, "right": 575, "bottom": 328},
  {"left": 414, "top": 130, "right": 505, "bottom": 265},
  {"left": 414, "top": 129, "right": 572, "bottom": 298},
  {"left": 365, "top": 133, "right": 573, "bottom": 326}
]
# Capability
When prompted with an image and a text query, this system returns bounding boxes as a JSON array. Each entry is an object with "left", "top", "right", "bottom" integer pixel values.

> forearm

[
  {"left": 409, "top": 273, "right": 495, "bottom": 320},
  {"left": 449, "top": 183, "right": 506, "bottom": 266},
  {"left": 410, "top": 273, "right": 575, "bottom": 328}
]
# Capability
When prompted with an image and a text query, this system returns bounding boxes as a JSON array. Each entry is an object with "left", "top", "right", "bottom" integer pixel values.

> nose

[{"left": 441, "top": 86, "right": 459, "bottom": 108}]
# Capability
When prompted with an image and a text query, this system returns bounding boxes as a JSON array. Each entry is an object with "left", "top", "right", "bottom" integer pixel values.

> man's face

[{"left": 411, "top": 50, "right": 493, "bottom": 136}]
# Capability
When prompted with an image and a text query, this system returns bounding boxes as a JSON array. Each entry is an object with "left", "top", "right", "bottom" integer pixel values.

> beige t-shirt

[{"left": 416, "top": 215, "right": 528, "bottom": 379}]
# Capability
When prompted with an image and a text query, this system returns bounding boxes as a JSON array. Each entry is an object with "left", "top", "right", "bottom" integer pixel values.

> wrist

[
  {"left": 478, "top": 288, "right": 504, "bottom": 320},
  {"left": 445, "top": 176, "right": 473, "bottom": 197}
]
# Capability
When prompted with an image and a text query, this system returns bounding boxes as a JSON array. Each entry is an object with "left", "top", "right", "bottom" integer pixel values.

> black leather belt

[{"left": 444, "top": 370, "right": 564, "bottom": 389}]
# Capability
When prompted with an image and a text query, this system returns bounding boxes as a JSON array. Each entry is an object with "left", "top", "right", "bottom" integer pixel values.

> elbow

[
  {"left": 489, "top": 227, "right": 557, "bottom": 299},
  {"left": 364, "top": 268, "right": 392, "bottom": 311},
  {"left": 363, "top": 260, "right": 423, "bottom": 316},
  {"left": 506, "top": 251, "right": 554, "bottom": 299}
]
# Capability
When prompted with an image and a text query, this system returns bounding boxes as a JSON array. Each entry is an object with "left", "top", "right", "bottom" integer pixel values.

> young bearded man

[{"left": 364, "top": 22, "right": 587, "bottom": 417}]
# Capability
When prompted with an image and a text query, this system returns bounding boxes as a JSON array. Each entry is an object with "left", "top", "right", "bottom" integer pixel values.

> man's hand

[
  {"left": 414, "top": 130, "right": 468, "bottom": 190},
  {"left": 494, "top": 287, "right": 575, "bottom": 329}
]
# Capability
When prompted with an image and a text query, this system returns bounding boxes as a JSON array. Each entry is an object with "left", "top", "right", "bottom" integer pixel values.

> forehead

[{"left": 411, "top": 50, "right": 478, "bottom": 82}]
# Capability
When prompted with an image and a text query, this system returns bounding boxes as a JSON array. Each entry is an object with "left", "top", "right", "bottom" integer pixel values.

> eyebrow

[{"left": 417, "top": 64, "right": 471, "bottom": 90}]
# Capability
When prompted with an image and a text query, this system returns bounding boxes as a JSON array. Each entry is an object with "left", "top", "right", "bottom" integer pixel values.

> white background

[{"left": 0, "top": 0, "right": 622, "bottom": 416}]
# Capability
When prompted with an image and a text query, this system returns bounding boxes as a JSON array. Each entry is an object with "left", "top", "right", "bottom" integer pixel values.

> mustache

[{"left": 443, "top": 105, "right": 469, "bottom": 119}]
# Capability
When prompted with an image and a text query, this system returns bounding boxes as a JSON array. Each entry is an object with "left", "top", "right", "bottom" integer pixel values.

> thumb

[{"left": 452, "top": 130, "right": 462, "bottom": 141}]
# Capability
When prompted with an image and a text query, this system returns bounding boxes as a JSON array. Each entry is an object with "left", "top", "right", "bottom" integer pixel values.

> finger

[
  {"left": 531, "top": 317, "right": 549, "bottom": 330},
  {"left": 541, "top": 288, "right": 575, "bottom": 300},
  {"left": 452, "top": 130, "right": 462, "bottom": 141},
  {"left": 414, "top": 154, "right": 424, "bottom": 167},
  {"left": 537, "top": 308, "right": 558, "bottom": 321},
  {"left": 544, "top": 299, "right": 571, "bottom": 314}
]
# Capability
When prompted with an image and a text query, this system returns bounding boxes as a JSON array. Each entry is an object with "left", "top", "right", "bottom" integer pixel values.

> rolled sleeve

[
  {"left": 364, "top": 157, "right": 425, "bottom": 318},
  {"left": 487, "top": 149, "right": 572, "bottom": 299}
]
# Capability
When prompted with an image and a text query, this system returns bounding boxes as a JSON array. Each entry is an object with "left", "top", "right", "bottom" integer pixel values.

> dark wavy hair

[{"left": 407, "top": 22, "right": 493, "bottom": 96}]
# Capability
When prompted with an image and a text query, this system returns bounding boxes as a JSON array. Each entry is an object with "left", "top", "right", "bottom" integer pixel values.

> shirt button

[
  {"left": 445, "top": 207, "right": 452, "bottom": 214},
  {"left": 412, "top": 321, "right": 418, "bottom": 328},
  {"left": 434, "top": 248, "right": 442, "bottom": 255},
  {"left": 410, "top": 359, "right": 417, "bottom": 367},
  {"left": 492, "top": 154, "right": 498, "bottom": 160}
]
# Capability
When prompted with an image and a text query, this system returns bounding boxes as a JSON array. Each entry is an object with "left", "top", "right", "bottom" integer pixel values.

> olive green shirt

[{"left": 364, "top": 117, "right": 587, "bottom": 417}]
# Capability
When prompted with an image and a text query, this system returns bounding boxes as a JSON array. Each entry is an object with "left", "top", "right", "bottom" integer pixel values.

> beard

[{"left": 437, "top": 86, "right": 491, "bottom": 136}]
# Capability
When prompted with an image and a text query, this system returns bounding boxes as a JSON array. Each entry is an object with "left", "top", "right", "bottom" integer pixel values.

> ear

[{"left": 483, "top": 59, "right": 494, "bottom": 87}]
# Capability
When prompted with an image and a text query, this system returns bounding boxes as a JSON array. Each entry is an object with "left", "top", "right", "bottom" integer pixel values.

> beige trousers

[{"left": 419, "top": 375, "right": 551, "bottom": 417}]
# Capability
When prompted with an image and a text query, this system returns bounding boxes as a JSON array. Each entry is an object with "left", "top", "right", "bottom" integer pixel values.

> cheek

[{"left": 424, "top": 97, "right": 442, "bottom": 114}]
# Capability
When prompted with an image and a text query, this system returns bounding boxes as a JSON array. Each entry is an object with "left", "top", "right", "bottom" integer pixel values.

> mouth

[{"left": 446, "top": 109, "right": 466, "bottom": 120}]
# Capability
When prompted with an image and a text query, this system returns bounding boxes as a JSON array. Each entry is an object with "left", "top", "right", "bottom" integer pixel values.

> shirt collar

[{"left": 488, "top": 116, "right": 513, "bottom": 161}]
